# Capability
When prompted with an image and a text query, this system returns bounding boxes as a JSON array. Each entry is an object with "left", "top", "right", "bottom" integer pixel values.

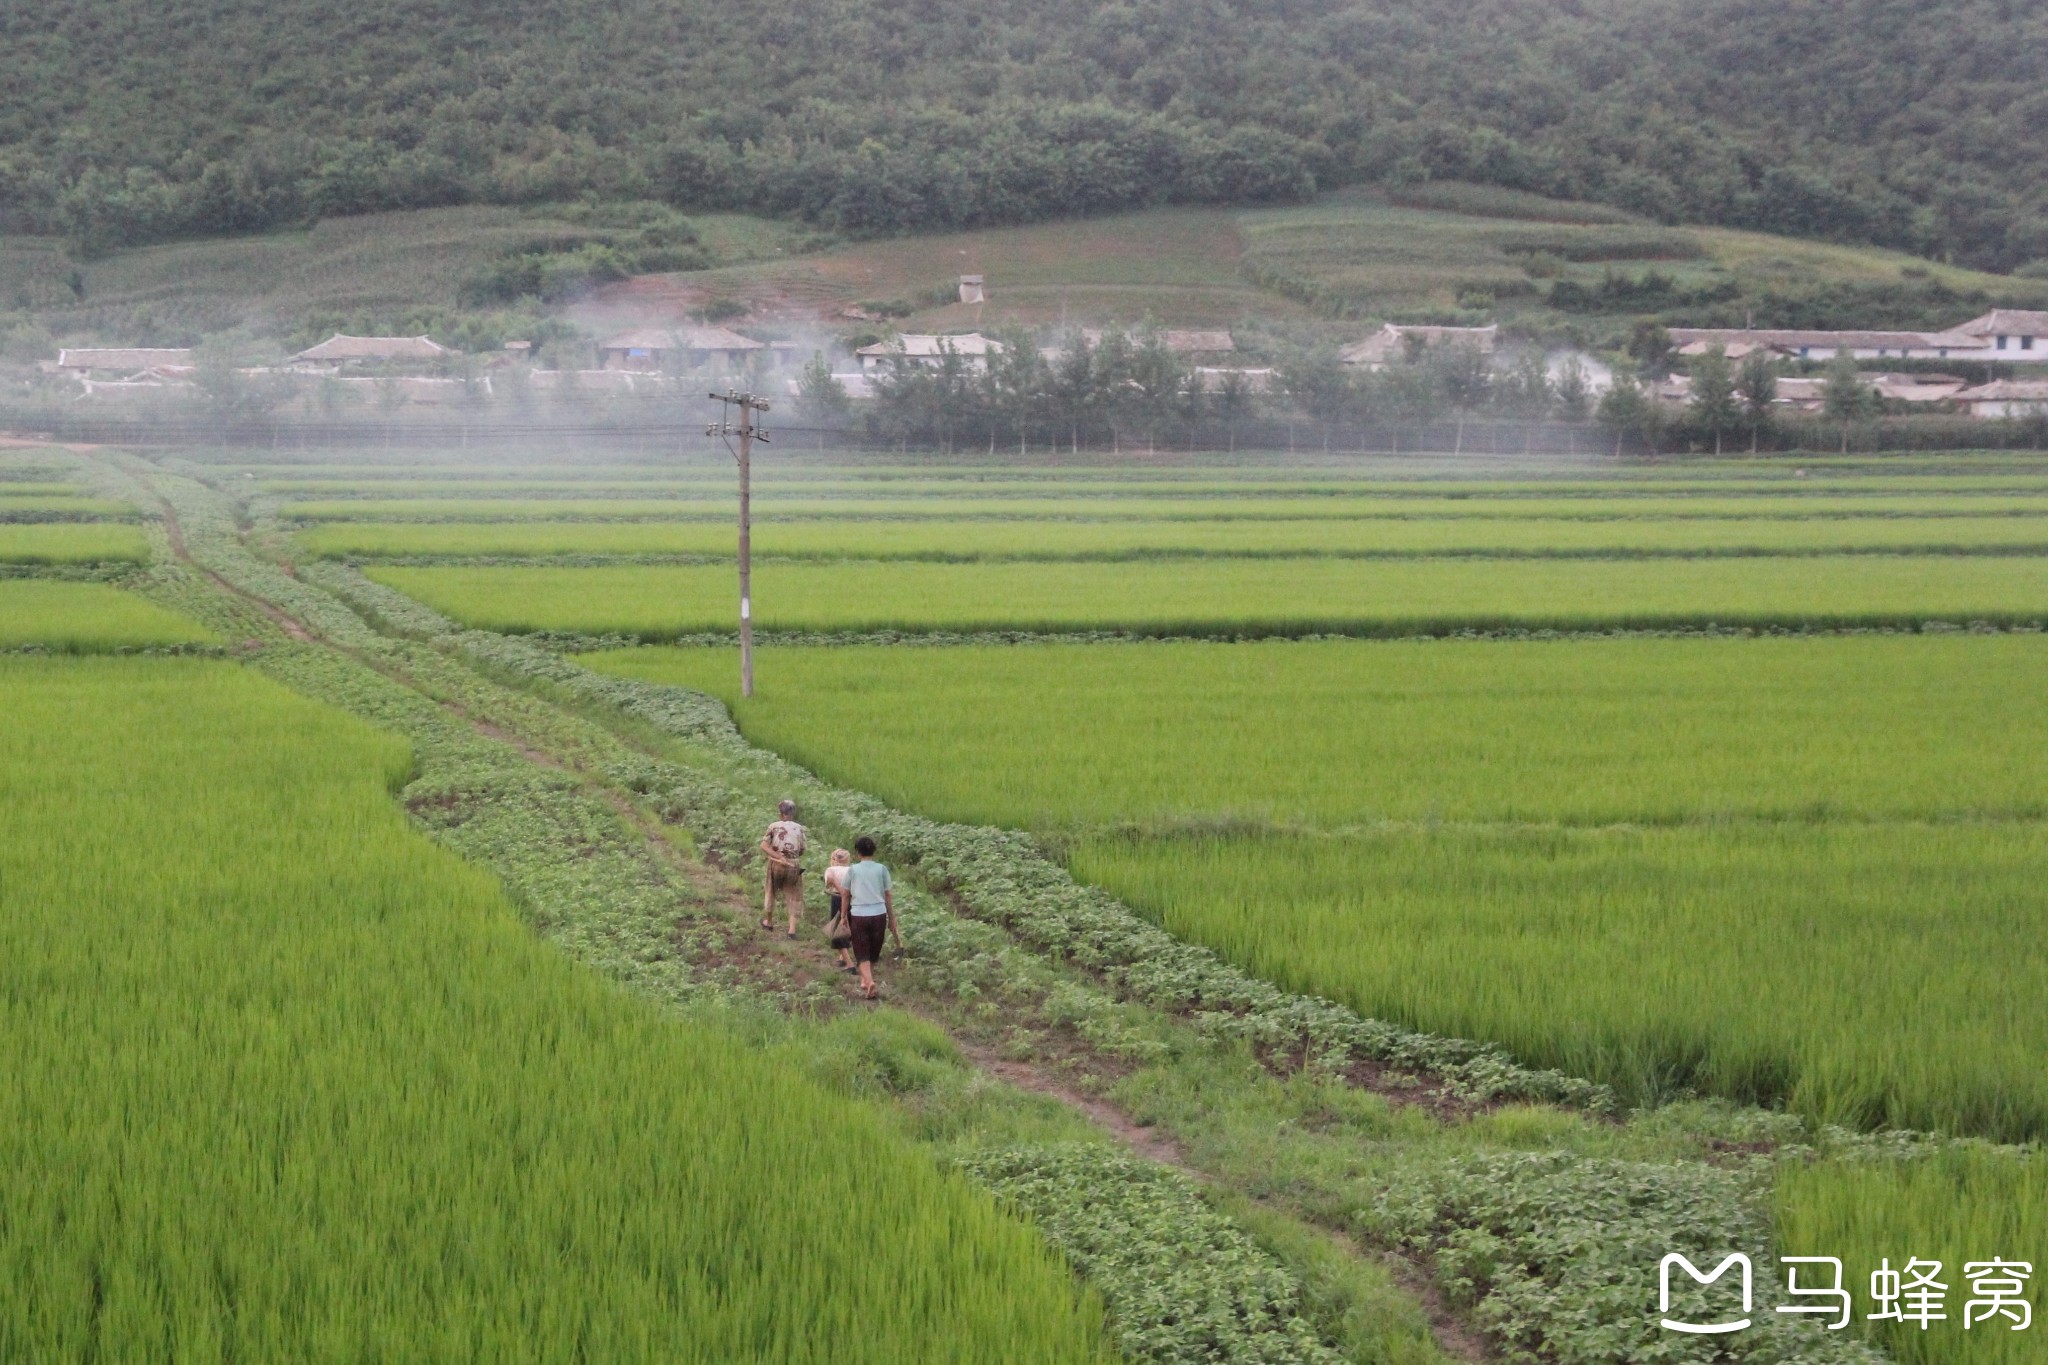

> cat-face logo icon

[{"left": 1660, "top": 1253, "right": 1752, "bottom": 1334}]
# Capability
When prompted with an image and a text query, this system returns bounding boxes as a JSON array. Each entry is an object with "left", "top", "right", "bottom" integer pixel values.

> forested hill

[{"left": 3, "top": 0, "right": 2043, "bottom": 270}]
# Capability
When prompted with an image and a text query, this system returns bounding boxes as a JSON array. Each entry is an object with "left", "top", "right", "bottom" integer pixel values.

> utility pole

[{"left": 706, "top": 388, "right": 770, "bottom": 697}]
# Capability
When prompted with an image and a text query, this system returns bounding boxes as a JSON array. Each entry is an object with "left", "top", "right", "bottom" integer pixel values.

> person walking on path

[
  {"left": 823, "top": 848, "right": 855, "bottom": 973},
  {"left": 843, "top": 836, "right": 901, "bottom": 1001},
  {"left": 760, "top": 799, "right": 808, "bottom": 939}
]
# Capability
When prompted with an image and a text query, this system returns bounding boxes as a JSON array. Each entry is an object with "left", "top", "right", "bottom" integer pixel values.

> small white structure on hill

[
  {"left": 1340, "top": 323, "right": 1498, "bottom": 368},
  {"left": 958, "top": 275, "right": 986, "bottom": 304}
]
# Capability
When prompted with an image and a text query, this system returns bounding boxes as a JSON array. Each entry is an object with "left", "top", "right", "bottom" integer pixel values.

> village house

[
  {"left": 597, "top": 326, "right": 764, "bottom": 373},
  {"left": 1339, "top": 323, "right": 1498, "bottom": 368},
  {"left": 1950, "top": 380, "right": 2048, "bottom": 418},
  {"left": 1671, "top": 337, "right": 1784, "bottom": 362},
  {"left": 526, "top": 369, "right": 648, "bottom": 395},
  {"left": 1871, "top": 373, "right": 1969, "bottom": 405},
  {"left": 855, "top": 333, "right": 1004, "bottom": 373},
  {"left": 1670, "top": 312, "right": 2048, "bottom": 365},
  {"left": 288, "top": 334, "right": 453, "bottom": 372},
  {"left": 1695, "top": 372, "right": 1961, "bottom": 414},
  {"left": 1770, "top": 377, "right": 1826, "bottom": 412},
  {"left": 1191, "top": 367, "right": 1277, "bottom": 392},
  {"left": 1948, "top": 310, "right": 2048, "bottom": 359},
  {"left": 55, "top": 347, "right": 196, "bottom": 376},
  {"left": 1073, "top": 329, "right": 1236, "bottom": 358},
  {"left": 1668, "top": 328, "right": 1987, "bottom": 362},
  {"left": 324, "top": 376, "right": 490, "bottom": 406}
]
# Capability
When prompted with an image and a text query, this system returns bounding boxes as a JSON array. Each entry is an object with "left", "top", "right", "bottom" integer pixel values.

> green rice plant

[
  {"left": 0, "top": 522, "right": 150, "bottom": 563},
  {"left": 579, "top": 636, "right": 2048, "bottom": 1140},
  {"left": 1069, "top": 824, "right": 2048, "bottom": 1137},
  {"left": 290, "top": 494, "right": 2048, "bottom": 523},
  {"left": 1777, "top": 1147, "right": 2046, "bottom": 1365},
  {"left": 577, "top": 636, "right": 2048, "bottom": 829},
  {"left": 286, "top": 497, "right": 735, "bottom": 521},
  {"left": 0, "top": 656, "right": 1107, "bottom": 1362},
  {"left": 302, "top": 513, "right": 2048, "bottom": 561},
  {"left": 260, "top": 471, "right": 2048, "bottom": 497},
  {"left": 0, "top": 495, "right": 138, "bottom": 518},
  {"left": 0, "top": 580, "right": 215, "bottom": 649},
  {"left": 378, "top": 553, "right": 2048, "bottom": 639}
]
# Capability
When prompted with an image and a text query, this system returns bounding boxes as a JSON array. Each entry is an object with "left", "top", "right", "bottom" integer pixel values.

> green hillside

[
  {"left": 2, "top": 0, "right": 2045, "bottom": 270},
  {"left": 12, "top": 190, "right": 2042, "bottom": 351}
]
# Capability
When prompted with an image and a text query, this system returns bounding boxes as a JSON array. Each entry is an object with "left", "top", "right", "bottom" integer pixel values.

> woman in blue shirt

[{"left": 842, "top": 836, "right": 901, "bottom": 1000}]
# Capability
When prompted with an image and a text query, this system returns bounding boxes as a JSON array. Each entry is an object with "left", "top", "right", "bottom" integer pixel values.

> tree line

[
  {"left": 4, "top": 0, "right": 2045, "bottom": 269},
  {"left": 795, "top": 330, "right": 1597, "bottom": 453}
]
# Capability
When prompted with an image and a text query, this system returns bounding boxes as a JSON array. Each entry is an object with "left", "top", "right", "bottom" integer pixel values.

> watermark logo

[
  {"left": 1660, "top": 1253, "right": 1752, "bottom": 1334},
  {"left": 1659, "top": 1254, "right": 2032, "bottom": 1336},
  {"left": 1779, "top": 1256, "right": 1852, "bottom": 1331},
  {"left": 1963, "top": 1261, "right": 2034, "bottom": 1331}
]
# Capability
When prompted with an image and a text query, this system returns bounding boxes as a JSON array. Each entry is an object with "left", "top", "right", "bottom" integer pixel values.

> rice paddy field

[
  {"left": 286, "top": 450, "right": 2033, "bottom": 1364},
  {"left": 583, "top": 635, "right": 2048, "bottom": 1136},
  {"left": 21, "top": 446, "right": 2041, "bottom": 1363},
  {"left": 287, "top": 493, "right": 2048, "bottom": 521},
  {"left": 0, "top": 521, "right": 150, "bottom": 564},
  {"left": 304, "top": 513, "right": 2048, "bottom": 560},
  {"left": 0, "top": 580, "right": 216, "bottom": 649},
  {"left": 0, "top": 655, "right": 1107, "bottom": 1361},
  {"left": 372, "top": 554, "right": 2048, "bottom": 637},
  {"left": 1778, "top": 1148, "right": 2046, "bottom": 1365}
]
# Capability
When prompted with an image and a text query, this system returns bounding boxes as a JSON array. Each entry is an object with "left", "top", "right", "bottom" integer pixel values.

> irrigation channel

[{"left": 36, "top": 444, "right": 2018, "bottom": 1365}]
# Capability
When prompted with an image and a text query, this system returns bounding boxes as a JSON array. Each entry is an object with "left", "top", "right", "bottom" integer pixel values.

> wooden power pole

[{"left": 706, "top": 389, "right": 770, "bottom": 697}]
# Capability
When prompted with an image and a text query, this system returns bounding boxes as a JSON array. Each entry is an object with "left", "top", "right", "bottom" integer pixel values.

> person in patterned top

[{"left": 759, "top": 799, "right": 808, "bottom": 938}]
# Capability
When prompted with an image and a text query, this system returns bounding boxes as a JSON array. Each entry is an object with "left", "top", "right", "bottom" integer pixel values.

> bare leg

[
  {"left": 761, "top": 869, "right": 774, "bottom": 928},
  {"left": 858, "top": 960, "right": 876, "bottom": 997},
  {"left": 786, "top": 887, "right": 800, "bottom": 937}
]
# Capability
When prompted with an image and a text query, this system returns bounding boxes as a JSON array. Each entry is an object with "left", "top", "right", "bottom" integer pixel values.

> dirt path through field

[
  {"left": 132, "top": 457, "right": 1494, "bottom": 1363},
  {"left": 157, "top": 498, "right": 314, "bottom": 642}
]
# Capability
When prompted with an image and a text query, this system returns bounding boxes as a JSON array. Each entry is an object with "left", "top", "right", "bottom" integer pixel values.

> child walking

[{"left": 823, "top": 848, "right": 855, "bottom": 972}]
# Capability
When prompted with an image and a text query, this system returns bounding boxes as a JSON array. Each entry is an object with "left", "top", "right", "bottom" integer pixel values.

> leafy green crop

[{"left": 965, "top": 1146, "right": 1342, "bottom": 1364}]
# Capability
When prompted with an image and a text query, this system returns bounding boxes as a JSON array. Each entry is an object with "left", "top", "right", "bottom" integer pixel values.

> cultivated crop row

[
  {"left": 300, "top": 512, "right": 2048, "bottom": 561},
  {"left": 374, "top": 554, "right": 2048, "bottom": 639}
]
